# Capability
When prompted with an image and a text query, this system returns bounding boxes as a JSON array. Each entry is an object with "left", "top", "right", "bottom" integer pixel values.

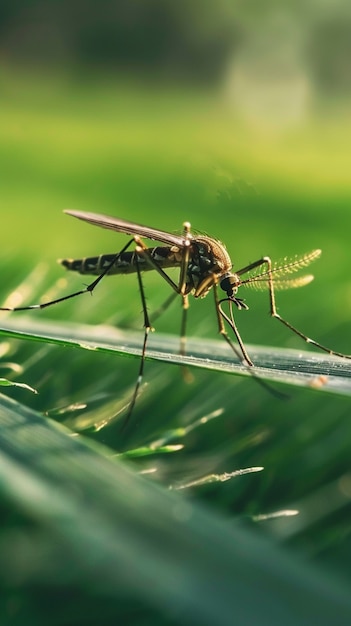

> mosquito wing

[
  {"left": 244, "top": 274, "right": 315, "bottom": 291},
  {"left": 240, "top": 249, "right": 322, "bottom": 287},
  {"left": 64, "top": 210, "right": 186, "bottom": 247}
]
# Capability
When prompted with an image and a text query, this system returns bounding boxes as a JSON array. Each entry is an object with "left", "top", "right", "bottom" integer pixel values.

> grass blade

[
  {"left": 1, "top": 316, "right": 350, "bottom": 396},
  {"left": 1, "top": 392, "right": 351, "bottom": 625}
]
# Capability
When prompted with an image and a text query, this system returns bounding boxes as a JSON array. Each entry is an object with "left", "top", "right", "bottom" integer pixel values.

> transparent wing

[
  {"left": 244, "top": 274, "right": 315, "bottom": 291},
  {"left": 241, "top": 250, "right": 321, "bottom": 288},
  {"left": 64, "top": 210, "right": 186, "bottom": 246}
]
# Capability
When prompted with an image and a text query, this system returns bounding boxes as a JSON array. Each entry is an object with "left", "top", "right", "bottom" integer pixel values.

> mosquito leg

[
  {"left": 133, "top": 222, "right": 193, "bottom": 297},
  {"left": 177, "top": 293, "right": 194, "bottom": 383},
  {"left": 180, "top": 294, "right": 189, "bottom": 357},
  {"left": 160, "top": 221, "right": 192, "bottom": 367},
  {"left": 214, "top": 284, "right": 253, "bottom": 366},
  {"left": 0, "top": 239, "right": 135, "bottom": 312},
  {"left": 215, "top": 286, "right": 289, "bottom": 398},
  {"left": 261, "top": 256, "right": 351, "bottom": 359},
  {"left": 121, "top": 250, "right": 154, "bottom": 430},
  {"left": 134, "top": 235, "right": 194, "bottom": 382},
  {"left": 133, "top": 237, "right": 180, "bottom": 293},
  {"left": 179, "top": 221, "right": 192, "bottom": 296},
  {"left": 148, "top": 289, "right": 195, "bottom": 378},
  {"left": 174, "top": 222, "right": 192, "bottom": 373},
  {"left": 237, "top": 257, "right": 270, "bottom": 276}
]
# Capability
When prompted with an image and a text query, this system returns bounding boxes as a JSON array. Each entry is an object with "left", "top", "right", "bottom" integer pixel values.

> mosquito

[{"left": 1, "top": 209, "right": 350, "bottom": 426}]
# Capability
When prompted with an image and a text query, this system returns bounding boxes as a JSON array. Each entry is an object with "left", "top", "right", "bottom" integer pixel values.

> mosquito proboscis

[{"left": 1, "top": 209, "right": 350, "bottom": 427}]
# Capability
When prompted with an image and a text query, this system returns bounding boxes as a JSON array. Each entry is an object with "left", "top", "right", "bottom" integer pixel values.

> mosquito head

[{"left": 220, "top": 272, "right": 240, "bottom": 298}]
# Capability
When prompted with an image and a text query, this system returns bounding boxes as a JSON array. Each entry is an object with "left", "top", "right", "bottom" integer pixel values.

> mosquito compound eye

[{"left": 220, "top": 274, "right": 238, "bottom": 296}]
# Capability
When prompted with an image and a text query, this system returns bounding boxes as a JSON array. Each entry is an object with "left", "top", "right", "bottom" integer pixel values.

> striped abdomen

[{"left": 60, "top": 246, "right": 182, "bottom": 276}]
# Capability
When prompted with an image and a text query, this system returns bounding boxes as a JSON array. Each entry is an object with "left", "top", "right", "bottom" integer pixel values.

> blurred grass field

[{"left": 1, "top": 70, "right": 351, "bottom": 621}]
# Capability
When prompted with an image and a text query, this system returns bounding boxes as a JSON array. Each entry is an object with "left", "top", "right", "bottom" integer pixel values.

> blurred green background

[{"left": 1, "top": 1, "right": 351, "bottom": 623}]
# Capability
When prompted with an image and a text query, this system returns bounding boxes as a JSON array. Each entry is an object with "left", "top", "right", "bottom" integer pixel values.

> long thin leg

[
  {"left": 215, "top": 285, "right": 288, "bottom": 398},
  {"left": 134, "top": 228, "right": 192, "bottom": 354},
  {"left": 214, "top": 284, "right": 253, "bottom": 365},
  {"left": 0, "top": 239, "right": 135, "bottom": 312},
  {"left": 135, "top": 227, "right": 194, "bottom": 380},
  {"left": 121, "top": 235, "right": 192, "bottom": 427},
  {"left": 178, "top": 222, "right": 192, "bottom": 374},
  {"left": 121, "top": 228, "right": 194, "bottom": 427},
  {"left": 133, "top": 237, "right": 180, "bottom": 293},
  {"left": 179, "top": 221, "right": 192, "bottom": 296},
  {"left": 236, "top": 257, "right": 270, "bottom": 276},
  {"left": 121, "top": 251, "right": 153, "bottom": 430},
  {"left": 243, "top": 256, "right": 351, "bottom": 359},
  {"left": 180, "top": 294, "right": 189, "bottom": 358},
  {"left": 178, "top": 293, "right": 195, "bottom": 383}
]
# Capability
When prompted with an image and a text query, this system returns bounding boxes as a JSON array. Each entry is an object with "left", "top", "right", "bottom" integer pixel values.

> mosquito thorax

[
  {"left": 192, "top": 237, "right": 232, "bottom": 272},
  {"left": 188, "top": 236, "right": 233, "bottom": 298},
  {"left": 220, "top": 273, "right": 240, "bottom": 297}
]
